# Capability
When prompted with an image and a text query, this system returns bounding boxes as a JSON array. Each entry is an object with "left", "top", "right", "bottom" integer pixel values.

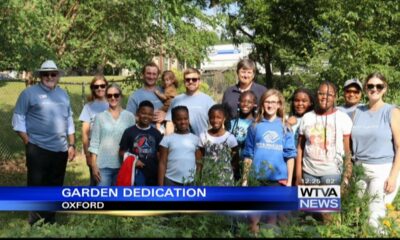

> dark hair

[
  {"left": 161, "top": 70, "right": 178, "bottom": 88},
  {"left": 318, "top": 81, "right": 337, "bottom": 96},
  {"left": 88, "top": 74, "right": 108, "bottom": 102},
  {"left": 364, "top": 72, "right": 388, "bottom": 89},
  {"left": 236, "top": 59, "right": 256, "bottom": 74},
  {"left": 142, "top": 62, "right": 160, "bottom": 75},
  {"left": 138, "top": 100, "right": 154, "bottom": 113},
  {"left": 208, "top": 104, "right": 227, "bottom": 118},
  {"left": 290, "top": 88, "right": 315, "bottom": 116},
  {"left": 171, "top": 105, "right": 189, "bottom": 121}
]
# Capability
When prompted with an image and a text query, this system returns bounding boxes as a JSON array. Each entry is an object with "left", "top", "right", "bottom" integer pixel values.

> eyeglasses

[
  {"left": 92, "top": 84, "right": 106, "bottom": 90},
  {"left": 41, "top": 72, "right": 58, "bottom": 78},
  {"left": 366, "top": 84, "right": 385, "bottom": 91},
  {"left": 345, "top": 89, "right": 361, "bottom": 94},
  {"left": 317, "top": 92, "right": 335, "bottom": 97},
  {"left": 185, "top": 78, "right": 200, "bottom": 83},
  {"left": 264, "top": 100, "right": 279, "bottom": 105},
  {"left": 107, "top": 93, "right": 121, "bottom": 99}
]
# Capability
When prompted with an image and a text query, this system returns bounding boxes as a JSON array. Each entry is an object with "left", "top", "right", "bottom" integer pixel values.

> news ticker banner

[{"left": 0, "top": 186, "right": 340, "bottom": 212}]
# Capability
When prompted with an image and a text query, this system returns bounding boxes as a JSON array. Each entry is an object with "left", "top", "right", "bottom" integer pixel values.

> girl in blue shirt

[
  {"left": 228, "top": 90, "right": 257, "bottom": 181},
  {"left": 242, "top": 89, "right": 297, "bottom": 233}
]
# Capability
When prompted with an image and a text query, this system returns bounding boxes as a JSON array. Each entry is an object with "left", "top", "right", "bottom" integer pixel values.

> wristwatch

[{"left": 68, "top": 144, "right": 76, "bottom": 149}]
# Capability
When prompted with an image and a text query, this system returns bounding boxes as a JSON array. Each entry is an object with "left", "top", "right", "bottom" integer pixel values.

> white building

[{"left": 201, "top": 43, "right": 263, "bottom": 72}]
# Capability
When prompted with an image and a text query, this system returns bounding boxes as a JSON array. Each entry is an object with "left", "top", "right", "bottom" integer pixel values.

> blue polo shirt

[{"left": 13, "top": 83, "right": 74, "bottom": 152}]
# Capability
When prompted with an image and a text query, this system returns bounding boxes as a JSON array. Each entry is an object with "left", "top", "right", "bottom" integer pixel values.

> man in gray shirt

[
  {"left": 126, "top": 62, "right": 165, "bottom": 126},
  {"left": 12, "top": 60, "right": 76, "bottom": 225},
  {"left": 165, "top": 68, "right": 215, "bottom": 136}
]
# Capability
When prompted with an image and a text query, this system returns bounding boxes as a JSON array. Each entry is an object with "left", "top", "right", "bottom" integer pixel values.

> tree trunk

[
  {"left": 96, "top": 64, "right": 104, "bottom": 74},
  {"left": 263, "top": 50, "right": 273, "bottom": 89}
]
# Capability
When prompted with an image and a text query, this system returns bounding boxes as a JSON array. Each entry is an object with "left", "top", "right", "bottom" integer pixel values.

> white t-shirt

[
  {"left": 160, "top": 133, "right": 199, "bottom": 184},
  {"left": 198, "top": 131, "right": 238, "bottom": 161},
  {"left": 299, "top": 110, "right": 352, "bottom": 176}
]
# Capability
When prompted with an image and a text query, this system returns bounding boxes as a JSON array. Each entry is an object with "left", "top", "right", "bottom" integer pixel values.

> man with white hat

[
  {"left": 12, "top": 60, "right": 76, "bottom": 225},
  {"left": 337, "top": 78, "right": 363, "bottom": 118}
]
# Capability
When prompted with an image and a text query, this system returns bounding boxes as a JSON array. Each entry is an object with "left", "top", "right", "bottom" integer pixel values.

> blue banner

[{"left": 0, "top": 186, "right": 340, "bottom": 212}]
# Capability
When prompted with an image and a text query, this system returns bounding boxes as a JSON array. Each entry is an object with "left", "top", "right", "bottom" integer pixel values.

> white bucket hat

[{"left": 34, "top": 60, "right": 64, "bottom": 76}]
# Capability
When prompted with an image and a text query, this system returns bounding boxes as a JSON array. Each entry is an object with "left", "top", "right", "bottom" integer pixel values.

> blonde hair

[{"left": 255, "top": 89, "right": 286, "bottom": 125}]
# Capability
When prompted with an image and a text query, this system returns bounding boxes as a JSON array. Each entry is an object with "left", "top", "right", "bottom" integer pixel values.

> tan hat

[{"left": 344, "top": 78, "right": 362, "bottom": 90}]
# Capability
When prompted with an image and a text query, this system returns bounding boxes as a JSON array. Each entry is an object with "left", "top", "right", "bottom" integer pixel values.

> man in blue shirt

[{"left": 12, "top": 60, "right": 76, "bottom": 225}]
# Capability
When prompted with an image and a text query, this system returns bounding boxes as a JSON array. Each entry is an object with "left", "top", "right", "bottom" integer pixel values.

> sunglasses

[
  {"left": 366, "top": 84, "right": 385, "bottom": 91},
  {"left": 345, "top": 89, "right": 361, "bottom": 94},
  {"left": 185, "top": 78, "right": 200, "bottom": 83},
  {"left": 107, "top": 93, "right": 121, "bottom": 99},
  {"left": 41, "top": 72, "right": 58, "bottom": 78},
  {"left": 92, "top": 84, "right": 106, "bottom": 90}
]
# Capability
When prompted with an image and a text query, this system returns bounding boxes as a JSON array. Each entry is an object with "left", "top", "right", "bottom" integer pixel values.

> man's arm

[
  {"left": 68, "top": 133, "right": 76, "bottom": 161},
  {"left": 12, "top": 113, "right": 29, "bottom": 144}
]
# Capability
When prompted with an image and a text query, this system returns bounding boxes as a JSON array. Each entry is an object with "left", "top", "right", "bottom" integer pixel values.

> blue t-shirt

[
  {"left": 119, "top": 125, "right": 162, "bottom": 185},
  {"left": 166, "top": 92, "right": 215, "bottom": 136},
  {"left": 126, "top": 87, "right": 163, "bottom": 114},
  {"left": 160, "top": 133, "right": 199, "bottom": 184},
  {"left": 352, "top": 103, "right": 395, "bottom": 164},
  {"left": 13, "top": 83, "right": 74, "bottom": 152},
  {"left": 242, "top": 117, "right": 297, "bottom": 181}
]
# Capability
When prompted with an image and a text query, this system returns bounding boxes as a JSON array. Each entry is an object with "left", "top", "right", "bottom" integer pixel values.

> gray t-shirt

[
  {"left": 160, "top": 133, "right": 199, "bottom": 184},
  {"left": 352, "top": 103, "right": 395, "bottom": 164},
  {"left": 336, "top": 104, "right": 363, "bottom": 119},
  {"left": 166, "top": 92, "right": 215, "bottom": 136},
  {"left": 126, "top": 87, "right": 163, "bottom": 114}
]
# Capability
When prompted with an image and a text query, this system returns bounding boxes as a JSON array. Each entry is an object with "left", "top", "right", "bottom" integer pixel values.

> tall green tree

[
  {"left": 220, "top": 0, "right": 321, "bottom": 88},
  {"left": 314, "top": 0, "right": 400, "bottom": 93},
  {"left": 0, "top": 0, "right": 218, "bottom": 74}
]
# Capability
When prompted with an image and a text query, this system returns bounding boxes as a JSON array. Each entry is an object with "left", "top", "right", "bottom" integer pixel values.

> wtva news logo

[{"left": 298, "top": 186, "right": 340, "bottom": 212}]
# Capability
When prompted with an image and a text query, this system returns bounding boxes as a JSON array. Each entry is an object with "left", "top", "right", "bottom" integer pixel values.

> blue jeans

[
  {"left": 98, "top": 168, "right": 119, "bottom": 186},
  {"left": 303, "top": 172, "right": 341, "bottom": 185}
]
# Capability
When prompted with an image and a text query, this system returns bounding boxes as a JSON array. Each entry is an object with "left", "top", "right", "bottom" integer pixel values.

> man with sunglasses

[
  {"left": 12, "top": 60, "right": 75, "bottom": 225},
  {"left": 165, "top": 68, "right": 215, "bottom": 136},
  {"left": 337, "top": 78, "right": 364, "bottom": 118}
]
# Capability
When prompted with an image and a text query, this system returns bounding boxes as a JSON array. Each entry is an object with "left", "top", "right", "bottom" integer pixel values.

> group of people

[{"left": 12, "top": 59, "right": 400, "bottom": 235}]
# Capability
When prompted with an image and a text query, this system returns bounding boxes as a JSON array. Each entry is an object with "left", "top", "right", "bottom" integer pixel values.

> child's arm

[
  {"left": 242, "top": 157, "right": 252, "bottom": 186},
  {"left": 286, "top": 158, "right": 294, "bottom": 186},
  {"left": 342, "top": 135, "right": 352, "bottom": 185},
  {"left": 155, "top": 89, "right": 168, "bottom": 101},
  {"left": 196, "top": 148, "right": 203, "bottom": 175},
  {"left": 230, "top": 146, "right": 239, "bottom": 176},
  {"left": 295, "top": 135, "right": 306, "bottom": 186},
  {"left": 158, "top": 146, "right": 168, "bottom": 186}
]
